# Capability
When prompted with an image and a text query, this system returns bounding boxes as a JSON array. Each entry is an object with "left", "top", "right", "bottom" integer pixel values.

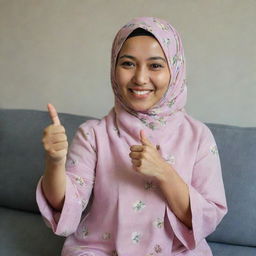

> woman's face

[{"left": 115, "top": 35, "right": 171, "bottom": 112}]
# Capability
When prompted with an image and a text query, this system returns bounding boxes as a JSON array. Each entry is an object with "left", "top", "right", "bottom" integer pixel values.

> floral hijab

[{"left": 111, "top": 17, "right": 187, "bottom": 131}]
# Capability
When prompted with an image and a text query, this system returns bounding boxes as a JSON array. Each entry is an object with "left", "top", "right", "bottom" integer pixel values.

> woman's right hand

[{"left": 42, "top": 103, "right": 68, "bottom": 164}]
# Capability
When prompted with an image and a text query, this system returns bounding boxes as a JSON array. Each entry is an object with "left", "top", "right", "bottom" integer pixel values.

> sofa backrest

[
  {"left": 0, "top": 109, "right": 94, "bottom": 213},
  {"left": 205, "top": 123, "right": 256, "bottom": 247}
]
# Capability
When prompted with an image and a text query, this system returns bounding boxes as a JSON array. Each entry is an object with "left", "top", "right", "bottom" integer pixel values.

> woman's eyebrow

[{"left": 119, "top": 55, "right": 166, "bottom": 62}]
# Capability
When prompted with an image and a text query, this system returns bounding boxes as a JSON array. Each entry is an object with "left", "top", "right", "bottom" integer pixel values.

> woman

[{"left": 37, "top": 17, "right": 227, "bottom": 255}]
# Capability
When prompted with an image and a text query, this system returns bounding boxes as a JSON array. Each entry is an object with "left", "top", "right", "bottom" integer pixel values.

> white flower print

[
  {"left": 168, "top": 98, "right": 176, "bottom": 108},
  {"left": 75, "top": 176, "right": 85, "bottom": 186},
  {"left": 162, "top": 38, "right": 170, "bottom": 47},
  {"left": 154, "top": 244, "right": 162, "bottom": 253},
  {"left": 66, "top": 158, "right": 77, "bottom": 167},
  {"left": 210, "top": 144, "right": 218, "bottom": 155},
  {"left": 153, "top": 218, "right": 164, "bottom": 229},
  {"left": 164, "top": 154, "right": 175, "bottom": 164},
  {"left": 144, "top": 181, "right": 155, "bottom": 190},
  {"left": 148, "top": 122, "right": 158, "bottom": 130},
  {"left": 153, "top": 18, "right": 170, "bottom": 31},
  {"left": 131, "top": 231, "right": 142, "bottom": 244},
  {"left": 172, "top": 54, "right": 183, "bottom": 67},
  {"left": 133, "top": 200, "right": 146, "bottom": 212},
  {"left": 102, "top": 232, "right": 111, "bottom": 240}
]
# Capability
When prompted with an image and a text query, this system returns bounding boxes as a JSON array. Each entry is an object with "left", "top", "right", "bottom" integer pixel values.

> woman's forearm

[
  {"left": 41, "top": 156, "right": 66, "bottom": 211},
  {"left": 158, "top": 163, "right": 192, "bottom": 229}
]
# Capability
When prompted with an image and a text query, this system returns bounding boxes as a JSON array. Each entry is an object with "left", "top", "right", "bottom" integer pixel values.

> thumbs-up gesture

[
  {"left": 42, "top": 104, "right": 68, "bottom": 163},
  {"left": 129, "top": 130, "right": 171, "bottom": 183}
]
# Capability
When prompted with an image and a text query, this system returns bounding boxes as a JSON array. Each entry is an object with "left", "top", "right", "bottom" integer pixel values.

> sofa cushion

[
  {"left": 0, "top": 109, "right": 94, "bottom": 213},
  {"left": 0, "top": 206, "right": 65, "bottom": 256},
  {"left": 206, "top": 123, "right": 256, "bottom": 247},
  {"left": 209, "top": 242, "right": 256, "bottom": 256}
]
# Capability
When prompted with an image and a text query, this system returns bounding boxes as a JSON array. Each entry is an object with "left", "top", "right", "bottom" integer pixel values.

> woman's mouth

[{"left": 128, "top": 89, "right": 153, "bottom": 99}]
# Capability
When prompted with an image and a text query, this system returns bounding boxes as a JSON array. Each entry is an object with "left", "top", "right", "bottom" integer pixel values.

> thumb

[
  {"left": 140, "top": 130, "right": 154, "bottom": 147},
  {"left": 47, "top": 103, "right": 61, "bottom": 126}
]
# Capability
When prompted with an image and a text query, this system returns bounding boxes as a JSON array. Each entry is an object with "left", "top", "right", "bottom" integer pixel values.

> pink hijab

[{"left": 111, "top": 17, "right": 187, "bottom": 134}]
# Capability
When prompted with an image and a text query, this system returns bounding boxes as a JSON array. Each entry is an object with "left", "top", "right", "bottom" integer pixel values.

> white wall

[{"left": 1, "top": 0, "right": 255, "bottom": 126}]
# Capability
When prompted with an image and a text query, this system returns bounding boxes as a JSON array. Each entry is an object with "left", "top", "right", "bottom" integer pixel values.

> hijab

[{"left": 110, "top": 17, "right": 187, "bottom": 139}]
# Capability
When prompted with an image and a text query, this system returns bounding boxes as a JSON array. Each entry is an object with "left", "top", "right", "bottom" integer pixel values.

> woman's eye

[
  {"left": 151, "top": 63, "right": 163, "bottom": 69},
  {"left": 121, "top": 61, "right": 134, "bottom": 67}
]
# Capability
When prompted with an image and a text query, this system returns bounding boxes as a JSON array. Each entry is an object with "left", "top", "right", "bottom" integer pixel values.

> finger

[
  {"left": 129, "top": 152, "right": 141, "bottom": 160},
  {"left": 47, "top": 103, "right": 61, "bottom": 126},
  {"left": 140, "top": 130, "right": 154, "bottom": 147},
  {"left": 131, "top": 159, "right": 141, "bottom": 167},
  {"left": 140, "top": 130, "right": 160, "bottom": 150},
  {"left": 130, "top": 145, "right": 144, "bottom": 152},
  {"left": 44, "top": 125, "right": 65, "bottom": 136},
  {"left": 50, "top": 134, "right": 67, "bottom": 144},
  {"left": 51, "top": 141, "right": 68, "bottom": 151},
  {"left": 47, "top": 149, "right": 67, "bottom": 160}
]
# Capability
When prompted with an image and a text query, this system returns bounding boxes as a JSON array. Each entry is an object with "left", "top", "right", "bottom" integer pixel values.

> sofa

[{"left": 0, "top": 108, "right": 255, "bottom": 255}]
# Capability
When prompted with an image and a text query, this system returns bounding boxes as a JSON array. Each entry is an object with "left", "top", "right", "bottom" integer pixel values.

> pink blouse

[{"left": 36, "top": 109, "right": 227, "bottom": 256}]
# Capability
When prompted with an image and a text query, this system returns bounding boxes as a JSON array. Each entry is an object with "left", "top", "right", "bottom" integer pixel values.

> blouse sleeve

[
  {"left": 166, "top": 124, "right": 228, "bottom": 250},
  {"left": 36, "top": 121, "right": 97, "bottom": 237}
]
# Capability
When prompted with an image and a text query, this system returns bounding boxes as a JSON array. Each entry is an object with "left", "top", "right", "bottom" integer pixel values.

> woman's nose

[{"left": 132, "top": 67, "right": 149, "bottom": 85}]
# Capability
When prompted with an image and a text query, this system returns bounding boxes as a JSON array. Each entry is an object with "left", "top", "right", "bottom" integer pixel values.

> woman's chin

[{"left": 129, "top": 104, "right": 151, "bottom": 113}]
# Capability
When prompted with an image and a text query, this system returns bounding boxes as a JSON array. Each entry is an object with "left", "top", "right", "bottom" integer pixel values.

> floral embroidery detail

[
  {"left": 164, "top": 154, "right": 175, "bottom": 164},
  {"left": 210, "top": 145, "right": 218, "bottom": 155},
  {"left": 148, "top": 122, "right": 158, "bottom": 130},
  {"left": 133, "top": 200, "right": 146, "bottom": 212},
  {"left": 139, "top": 22, "right": 153, "bottom": 32},
  {"left": 111, "top": 250, "right": 118, "bottom": 256},
  {"left": 158, "top": 117, "right": 166, "bottom": 125},
  {"left": 139, "top": 117, "right": 166, "bottom": 130},
  {"left": 131, "top": 231, "right": 142, "bottom": 244},
  {"left": 153, "top": 218, "right": 164, "bottom": 229},
  {"left": 75, "top": 176, "right": 85, "bottom": 186},
  {"left": 149, "top": 108, "right": 161, "bottom": 115},
  {"left": 140, "top": 118, "right": 148, "bottom": 125},
  {"left": 66, "top": 158, "right": 77, "bottom": 167},
  {"left": 168, "top": 98, "right": 176, "bottom": 108},
  {"left": 102, "top": 232, "right": 111, "bottom": 240},
  {"left": 153, "top": 18, "right": 170, "bottom": 31},
  {"left": 154, "top": 244, "right": 162, "bottom": 253},
  {"left": 122, "top": 23, "right": 135, "bottom": 29},
  {"left": 82, "top": 226, "right": 89, "bottom": 237},
  {"left": 172, "top": 54, "right": 183, "bottom": 66},
  {"left": 144, "top": 181, "right": 154, "bottom": 190},
  {"left": 162, "top": 38, "right": 171, "bottom": 47}
]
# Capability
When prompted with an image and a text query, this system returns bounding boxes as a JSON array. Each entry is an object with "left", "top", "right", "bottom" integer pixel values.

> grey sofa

[{"left": 0, "top": 109, "right": 255, "bottom": 255}]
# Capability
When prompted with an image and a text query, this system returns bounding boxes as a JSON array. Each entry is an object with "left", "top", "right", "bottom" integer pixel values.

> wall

[{"left": 0, "top": 0, "right": 255, "bottom": 126}]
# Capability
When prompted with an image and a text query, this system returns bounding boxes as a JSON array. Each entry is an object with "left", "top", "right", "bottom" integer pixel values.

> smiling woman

[
  {"left": 115, "top": 33, "right": 171, "bottom": 112},
  {"left": 36, "top": 17, "right": 227, "bottom": 256}
]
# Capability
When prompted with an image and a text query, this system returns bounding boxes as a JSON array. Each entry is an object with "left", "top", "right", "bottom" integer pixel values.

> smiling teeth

[{"left": 132, "top": 90, "right": 150, "bottom": 95}]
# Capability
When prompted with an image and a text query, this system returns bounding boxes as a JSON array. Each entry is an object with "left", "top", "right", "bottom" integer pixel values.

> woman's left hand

[{"left": 129, "top": 130, "right": 170, "bottom": 182}]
